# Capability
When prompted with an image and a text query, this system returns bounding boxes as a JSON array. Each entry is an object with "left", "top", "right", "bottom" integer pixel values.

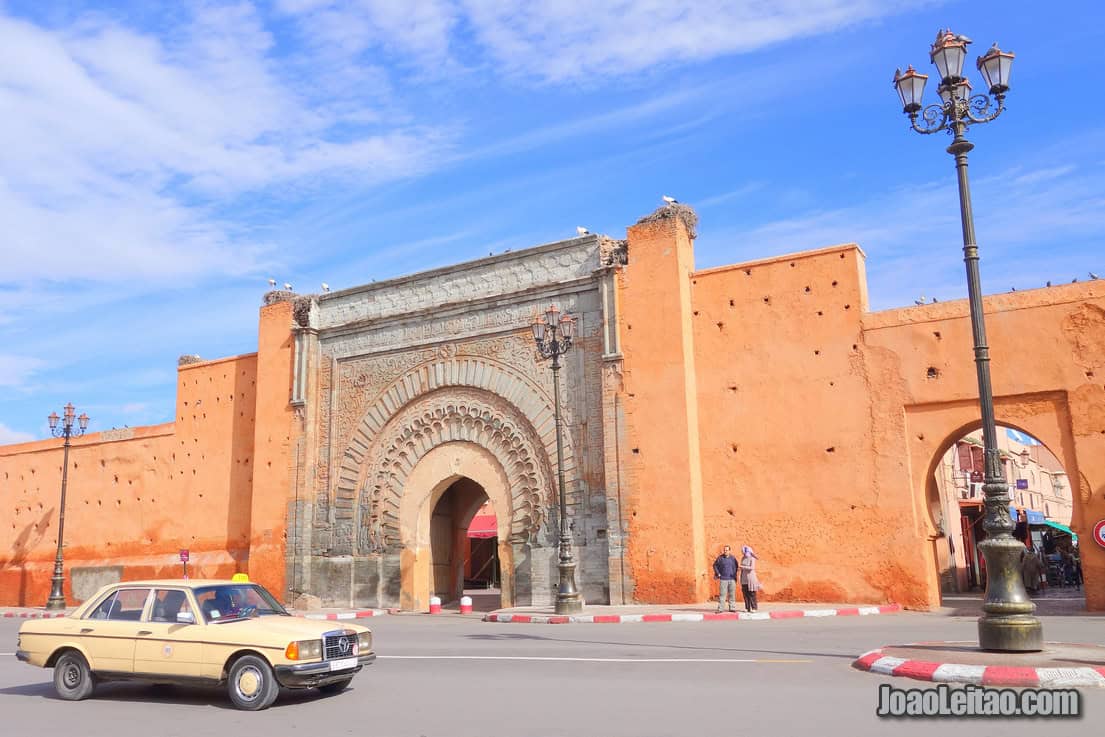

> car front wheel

[
  {"left": 53, "top": 651, "right": 95, "bottom": 701},
  {"left": 227, "top": 655, "right": 279, "bottom": 711}
]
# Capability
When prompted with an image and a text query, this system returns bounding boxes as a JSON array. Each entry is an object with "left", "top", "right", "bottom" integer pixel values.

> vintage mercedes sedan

[{"left": 15, "top": 579, "right": 374, "bottom": 710}]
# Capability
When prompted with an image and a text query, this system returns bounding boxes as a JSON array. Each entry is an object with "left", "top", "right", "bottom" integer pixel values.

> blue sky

[{"left": 1, "top": 0, "right": 1103, "bottom": 443}]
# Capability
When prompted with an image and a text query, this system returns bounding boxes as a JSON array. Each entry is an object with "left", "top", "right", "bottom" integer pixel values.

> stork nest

[{"left": 635, "top": 203, "right": 698, "bottom": 240}]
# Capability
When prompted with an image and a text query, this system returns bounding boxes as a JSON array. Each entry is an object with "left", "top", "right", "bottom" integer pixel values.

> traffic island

[{"left": 853, "top": 642, "right": 1105, "bottom": 688}]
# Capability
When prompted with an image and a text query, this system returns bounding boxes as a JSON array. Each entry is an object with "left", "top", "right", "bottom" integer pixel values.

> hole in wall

[
  {"left": 730, "top": 443, "right": 738, "bottom": 453},
  {"left": 762, "top": 296, "right": 770, "bottom": 304},
  {"left": 852, "top": 344, "right": 858, "bottom": 351},
  {"left": 933, "top": 331, "right": 942, "bottom": 340},
  {"left": 729, "top": 299, "right": 734, "bottom": 307},
  {"left": 816, "top": 311, "right": 823, "bottom": 316},
  {"left": 693, "top": 311, "right": 699, "bottom": 316},
  {"left": 804, "top": 286, "right": 811, "bottom": 293},
  {"left": 927, "top": 367, "right": 940, "bottom": 379},
  {"left": 814, "top": 350, "right": 821, "bottom": 356},
  {"left": 826, "top": 447, "right": 836, "bottom": 453},
  {"left": 832, "top": 280, "right": 838, "bottom": 287},
  {"left": 839, "top": 253, "right": 845, "bottom": 259},
  {"left": 716, "top": 321, "right": 724, "bottom": 330},
  {"left": 744, "top": 269, "right": 752, "bottom": 276},
  {"left": 726, "top": 508, "right": 735, "bottom": 516},
  {"left": 1086, "top": 371, "right": 1095, "bottom": 379},
  {"left": 632, "top": 448, "right": 640, "bottom": 454},
  {"left": 844, "top": 304, "right": 851, "bottom": 310},
  {"left": 790, "top": 262, "right": 796, "bottom": 268}
]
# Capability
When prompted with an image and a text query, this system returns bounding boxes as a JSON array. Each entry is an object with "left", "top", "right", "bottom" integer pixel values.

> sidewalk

[{"left": 484, "top": 601, "right": 902, "bottom": 624}]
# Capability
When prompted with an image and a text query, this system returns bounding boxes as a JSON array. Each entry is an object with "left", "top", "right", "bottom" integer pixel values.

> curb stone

[
  {"left": 296, "top": 609, "right": 388, "bottom": 620},
  {"left": 484, "top": 603, "right": 901, "bottom": 624},
  {"left": 852, "top": 646, "right": 1105, "bottom": 688}
]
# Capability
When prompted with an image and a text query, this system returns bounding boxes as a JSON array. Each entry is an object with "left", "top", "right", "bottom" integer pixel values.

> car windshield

[{"left": 194, "top": 584, "right": 290, "bottom": 623}]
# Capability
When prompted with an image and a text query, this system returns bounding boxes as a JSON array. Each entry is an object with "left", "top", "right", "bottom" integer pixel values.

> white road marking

[{"left": 377, "top": 655, "right": 809, "bottom": 663}]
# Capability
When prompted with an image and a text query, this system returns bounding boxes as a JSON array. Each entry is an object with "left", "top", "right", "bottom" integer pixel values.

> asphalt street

[{"left": 2, "top": 610, "right": 1103, "bottom": 736}]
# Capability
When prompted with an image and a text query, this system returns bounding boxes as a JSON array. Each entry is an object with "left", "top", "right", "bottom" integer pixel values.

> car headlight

[
  {"left": 285, "top": 639, "right": 323, "bottom": 661},
  {"left": 357, "top": 631, "right": 372, "bottom": 653}
]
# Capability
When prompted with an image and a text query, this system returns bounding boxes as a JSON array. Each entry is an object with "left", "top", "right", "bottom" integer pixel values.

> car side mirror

[{"left": 176, "top": 611, "right": 196, "bottom": 625}]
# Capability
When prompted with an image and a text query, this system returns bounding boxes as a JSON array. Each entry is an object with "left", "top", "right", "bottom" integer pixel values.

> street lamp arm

[
  {"left": 909, "top": 103, "right": 952, "bottom": 135},
  {"left": 908, "top": 93, "right": 1003, "bottom": 136},
  {"left": 963, "top": 93, "right": 1004, "bottom": 125}
]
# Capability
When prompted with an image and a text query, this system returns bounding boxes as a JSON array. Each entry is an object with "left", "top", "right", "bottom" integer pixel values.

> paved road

[{"left": 2, "top": 611, "right": 1103, "bottom": 736}]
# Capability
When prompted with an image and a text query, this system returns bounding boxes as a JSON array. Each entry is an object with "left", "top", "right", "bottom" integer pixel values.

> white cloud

[
  {"left": 460, "top": 0, "right": 913, "bottom": 82},
  {"left": 0, "top": 421, "right": 34, "bottom": 444},
  {"left": 0, "top": 354, "right": 45, "bottom": 389},
  {"left": 0, "top": 8, "right": 450, "bottom": 287}
]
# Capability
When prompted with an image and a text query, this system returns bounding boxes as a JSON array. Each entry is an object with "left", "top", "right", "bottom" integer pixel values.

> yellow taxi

[{"left": 15, "top": 579, "right": 374, "bottom": 710}]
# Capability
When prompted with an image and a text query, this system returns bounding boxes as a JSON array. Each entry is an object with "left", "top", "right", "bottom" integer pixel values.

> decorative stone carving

[{"left": 339, "top": 387, "right": 554, "bottom": 553}]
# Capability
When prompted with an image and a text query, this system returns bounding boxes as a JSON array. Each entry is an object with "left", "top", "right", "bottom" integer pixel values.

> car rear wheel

[
  {"left": 227, "top": 655, "right": 279, "bottom": 711},
  {"left": 318, "top": 677, "right": 353, "bottom": 695},
  {"left": 53, "top": 651, "right": 95, "bottom": 701}
]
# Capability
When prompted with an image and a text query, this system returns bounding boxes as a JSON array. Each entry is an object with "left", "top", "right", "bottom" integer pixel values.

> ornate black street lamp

[
  {"left": 45, "top": 403, "right": 89, "bottom": 610},
  {"left": 894, "top": 30, "right": 1040, "bottom": 651},
  {"left": 531, "top": 304, "right": 583, "bottom": 614}
]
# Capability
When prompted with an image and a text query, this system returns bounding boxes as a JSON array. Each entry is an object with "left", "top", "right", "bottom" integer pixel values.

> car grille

[{"left": 323, "top": 632, "right": 357, "bottom": 660}]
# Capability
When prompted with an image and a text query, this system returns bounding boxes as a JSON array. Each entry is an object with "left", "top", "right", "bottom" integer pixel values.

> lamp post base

[
  {"left": 45, "top": 576, "right": 67, "bottom": 611},
  {"left": 555, "top": 555, "right": 584, "bottom": 615},
  {"left": 977, "top": 537, "right": 1043, "bottom": 652}
]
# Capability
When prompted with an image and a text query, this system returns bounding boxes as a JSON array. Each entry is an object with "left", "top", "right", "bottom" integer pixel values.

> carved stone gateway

[{"left": 290, "top": 236, "right": 622, "bottom": 609}]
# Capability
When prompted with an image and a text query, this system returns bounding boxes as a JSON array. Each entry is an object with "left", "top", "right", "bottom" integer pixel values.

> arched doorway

[
  {"left": 430, "top": 478, "right": 500, "bottom": 606},
  {"left": 928, "top": 423, "right": 1082, "bottom": 609},
  {"left": 399, "top": 441, "right": 518, "bottom": 612}
]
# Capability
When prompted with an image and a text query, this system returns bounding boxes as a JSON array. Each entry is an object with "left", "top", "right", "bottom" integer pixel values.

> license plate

[{"left": 329, "top": 657, "right": 357, "bottom": 672}]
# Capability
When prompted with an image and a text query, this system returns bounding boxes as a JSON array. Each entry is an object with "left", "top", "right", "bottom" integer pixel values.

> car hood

[{"left": 208, "top": 616, "right": 370, "bottom": 640}]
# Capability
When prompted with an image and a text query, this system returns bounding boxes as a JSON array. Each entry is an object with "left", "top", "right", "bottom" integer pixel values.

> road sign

[
  {"left": 1092, "top": 520, "right": 1105, "bottom": 549},
  {"left": 179, "top": 549, "right": 190, "bottom": 563}
]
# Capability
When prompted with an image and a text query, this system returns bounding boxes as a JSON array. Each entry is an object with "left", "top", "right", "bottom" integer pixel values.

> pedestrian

[
  {"left": 739, "top": 545, "right": 761, "bottom": 612},
  {"left": 1019, "top": 546, "right": 1043, "bottom": 595},
  {"left": 712, "top": 545, "right": 738, "bottom": 613}
]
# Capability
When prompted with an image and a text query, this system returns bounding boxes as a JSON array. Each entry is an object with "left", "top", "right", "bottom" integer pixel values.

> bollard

[
  {"left": 459, "top": 595, "right": 473, "bottom": 614},
  {"left": 429, "top": 595, "right": 442, "bottom": 614}
]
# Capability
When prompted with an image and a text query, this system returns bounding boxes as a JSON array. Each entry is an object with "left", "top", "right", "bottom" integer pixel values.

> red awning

[{"left": 467, "top": 513, "right": 498, "bottom": 539}]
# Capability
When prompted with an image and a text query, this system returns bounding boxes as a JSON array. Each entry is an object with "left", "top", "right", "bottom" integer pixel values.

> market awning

[
  {"left": 1044, "top": 519, "right": 1078, "bottom": 542},
  {"left": 467, "top": 513, "right": 498, "bottom": 539}
]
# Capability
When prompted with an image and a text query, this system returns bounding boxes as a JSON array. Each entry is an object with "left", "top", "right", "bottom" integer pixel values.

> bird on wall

[
  {"left": 1072, "top": 278, "right": 1079, "bottom": 283},
  {"left": 914, "top": 295, "right": 927, "bottom": 305},
  {"left": 284, "top": 282, "right": 293, "bottom": 291},
  {"left": 268, "top": 278, "right": 276, "bottom": 288},
  {"left": 662, "top": 195, "right": 678, "bottom": 204},
  {"left": 1046, "top": 281, "right": 1052, "bottom": 287},
  {"left": 1090, "top": 272, "right": 1099, "bottom": 280},
  {"left": 576, "top": 226, "right": 589, "bottom": 236},
  {"left": 321, "top": 283, "right": 331, "bottom": 293}
]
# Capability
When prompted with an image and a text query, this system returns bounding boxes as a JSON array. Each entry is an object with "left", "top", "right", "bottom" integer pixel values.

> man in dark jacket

[{"left": 713, "top": 545, "right": 738, "bottom": 613}]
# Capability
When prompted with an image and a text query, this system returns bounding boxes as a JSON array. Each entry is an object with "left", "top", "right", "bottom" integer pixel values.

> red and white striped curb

[
  {"left": 297, "top": 609, "right": 388, "bottom": 620},
  {"left": 853, "top": 647, "right": 1105, "bottom": 688},
  {"left": 484, "top": 604, "right": 901, "bottom": 624},
  {"left": 2, "top": 611, "right": 69, "bottom": 619}
]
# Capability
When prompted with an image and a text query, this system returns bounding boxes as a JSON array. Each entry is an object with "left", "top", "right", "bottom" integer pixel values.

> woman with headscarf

[{"left": 739, "top": 545, "right": 760, "bottom": 612}]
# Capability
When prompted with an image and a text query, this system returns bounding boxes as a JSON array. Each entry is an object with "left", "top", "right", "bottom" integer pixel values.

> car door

[
  {"left": 133, "top": 588, "right": 206, "bottom": 679},
  {"left": 77, "top": 587, "right": 153, "bottom": 675}
]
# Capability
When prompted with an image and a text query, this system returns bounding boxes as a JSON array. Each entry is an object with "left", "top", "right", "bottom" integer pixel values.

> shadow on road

[{"left": 0, "top": 680, "right": 357, "bottom": 710}]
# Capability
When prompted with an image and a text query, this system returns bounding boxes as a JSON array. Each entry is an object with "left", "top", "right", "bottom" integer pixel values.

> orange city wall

[
  {"left": 617, "top": 211, "right": 1105, "bottom": 609},
  {"left": 0, "top": 354, "right": 259, "bottom": 606}
]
